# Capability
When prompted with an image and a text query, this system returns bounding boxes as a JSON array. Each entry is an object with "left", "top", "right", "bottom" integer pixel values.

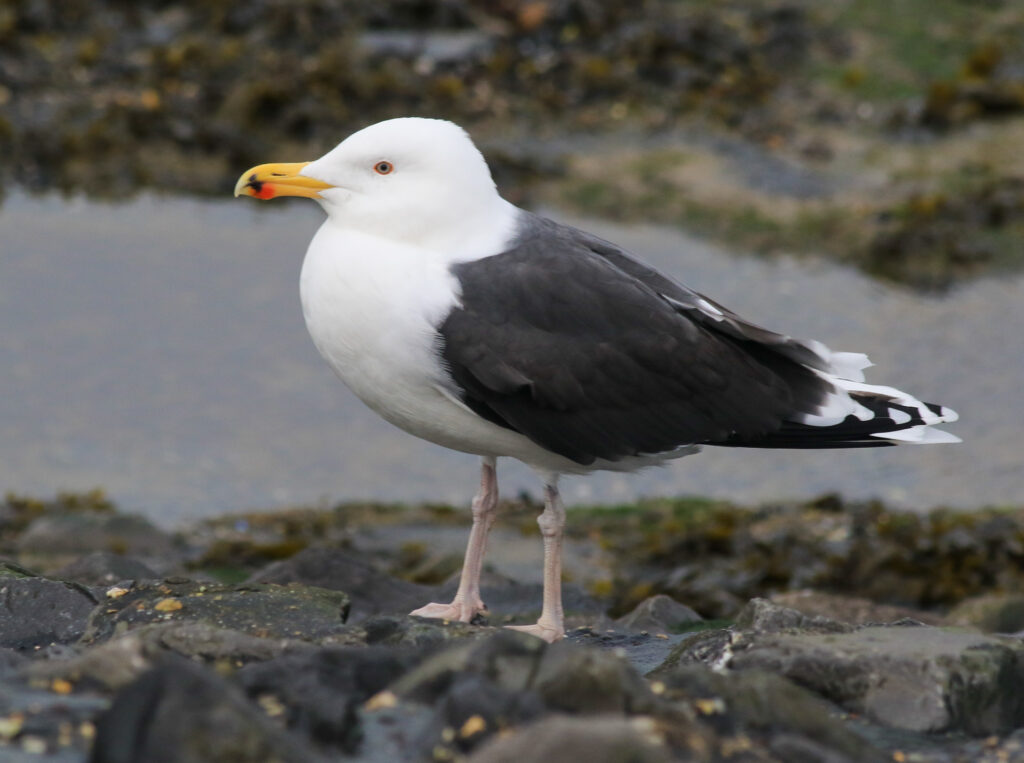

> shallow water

[{"left": 1, "top": 193, "right": 1017, "bottom": 526}]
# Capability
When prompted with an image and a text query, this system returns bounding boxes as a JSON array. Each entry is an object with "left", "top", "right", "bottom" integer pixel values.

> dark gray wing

[{"left": 438, "top": 214, "right": 833, "bottom": 465}]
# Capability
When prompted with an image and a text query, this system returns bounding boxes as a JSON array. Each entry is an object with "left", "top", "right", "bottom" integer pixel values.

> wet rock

[
  {"left": 90, "top": 656, "right": 319, "bottom": 763},
  {"left": 235, "top": 646, "right": 419, "bottom": 751},
  {"left": 54, "top": 551, "right": 158, "bottom": 586},
  {"left": 467, "top": 715, "right": 672, "bottom": 763},
  {"left": 566, "top": 628, "right": 687, "bottom": 676},
  {"left": 28, "top": 622, "right": 317, "bottom": 691},
  {"left": 614, "top": 594, "right": 702, "bottom": 634},
  {"left": 0, "top": 572, "right": 97, "bottom": 651},
  {"left": 249, "top": 546, "right": 432, "bottom": 621},
  {"left": 729, "top": 624, "right": 1024, "bottom": 734},
  {"left": 948, "top": 593, "right": 1024, "bottom": 633},
  {"left": 770, "top": 590, "right": 947, "bottom": 626},
  {"left": 735, "top": 598, "right": 853, "bottom": 634},
  {"left": 655, "top": 664, "right": 883, "bottom": 762},
  {"left": 80, "top": 580, "right": 352, "bottom": 645}
]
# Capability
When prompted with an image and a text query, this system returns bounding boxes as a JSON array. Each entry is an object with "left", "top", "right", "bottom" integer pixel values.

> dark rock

[
  {"left": 655, "top": 664, "right": 883, "bottom": 762},
  {"left": 354, "top": 702, "right": 437, "bottom": 763},
  {"left": 436, "top": 672, "right": 546, "bottom": 754},
  {"left": 532, "top": 641, "right": 656, "bottom": 715},
  {"left": 0, "top": 574, "right": 97, "bottom": 651},
  {"left": 80, "top": 580, "right": 352, "bottom": 645},
  {"left": 735, "top": 598, "right": 852, "bottom": 634},
  {"left": 235, "top": 646, "right": 419, "bottom": 751},
  {"left": 89, "top": 656, "right": 320, "bottom": 763},
  {"left": 566, "top": 627, "right": 687, "bottom": 676},
  {"left": 467, "top": 715, "right": 672, "bottom": 763},
  {"left": 249, "top": 546, "right": 432, "bottom": 621},
  {"left": 55, "top": 552, "right": 159, "bottom": 586},
  {"left": 613, "top": 594, "right": 702, "bottom": 634},
  {"left": 770, "top": 590, "right": 948, "bottom": 627},
  {"left": 729, "top": 624, "right": 1024, "bottom": 734},
  {"left": 28, "top": 622, "right": 317, "bottom": 691},
  {"left": 389, "top": 629, "right": 546, "bottom": 702},
  {"left": 383, "top": 630, "right": 551, "bottom": 757}
]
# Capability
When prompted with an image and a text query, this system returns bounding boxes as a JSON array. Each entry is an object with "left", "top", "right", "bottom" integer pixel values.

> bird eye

[{"left": 374, "top": 161, "right": 394, "bottom": 175}]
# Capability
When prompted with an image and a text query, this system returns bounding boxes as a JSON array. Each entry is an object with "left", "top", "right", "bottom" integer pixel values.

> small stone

[{"left": 153, "top": 598, "right": 183, "bottom": 612}]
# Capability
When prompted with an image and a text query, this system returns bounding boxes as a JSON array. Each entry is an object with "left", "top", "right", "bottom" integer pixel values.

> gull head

[{"left": 234, "top": 118, "right": 504, "bottom": 246}]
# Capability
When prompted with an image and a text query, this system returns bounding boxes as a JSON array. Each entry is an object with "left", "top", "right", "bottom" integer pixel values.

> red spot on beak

[{"left": 254, "top": 184, "right": 276, "bottom": 200}]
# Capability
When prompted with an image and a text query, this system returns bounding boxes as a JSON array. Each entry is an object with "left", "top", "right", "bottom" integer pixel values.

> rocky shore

[
  {"left": 2, "top": 491, "right": 1024, "bottom": 761},
  {"left": 4, "top": 1, "right": 1024, "bottom": 289}
]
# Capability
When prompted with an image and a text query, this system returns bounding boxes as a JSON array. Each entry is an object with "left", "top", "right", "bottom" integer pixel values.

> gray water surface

[{"left": 1, "top": 193, "right": 1017, "bottom": 526}]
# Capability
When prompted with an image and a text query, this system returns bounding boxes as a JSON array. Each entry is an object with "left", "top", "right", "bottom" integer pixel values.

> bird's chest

[{"left": 298, "top": 226, "right": 461, "bottom": 424}]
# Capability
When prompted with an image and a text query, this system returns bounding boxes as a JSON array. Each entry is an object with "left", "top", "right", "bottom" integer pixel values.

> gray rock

[
  {"left": 614, "top": 594, "right": 702, "bottom": 634},
  {"left": 80, "top": 580, "right": 352, "bottom": 645},
  {"left": 89, "top": 656, "right": 320, "bottom": 763},
  {"left": 467, "top": 715, "right": 673, "bottom": 763},
  {"left": 54, "top": 552, "right": 158, "bottom": 586},
  {"left": 655, "top": 664, "right": 884, "bottom": 762},
  {"left": 770, "top": 590, "right": 948, "bottom": 627},
  {"left": 389, "top": 629, "right": 546, "bottom": 701},
  {"left": 16, "top": 514, "right": 180, "bottom": 569},
  {"left": 532, "top": 641, "right": 656, "bottom": 715},
  {"left": 27, "top": 622, "right": 317, "bottom": 691},
  {"left": 235, "top": 646, "right": 419, "bottom": 751},
  {"left": 948, "top": 593, "right": 1024, "bottom": 633},
  {"left": 363, "top": 614, "right": 492, "bottom": 647},
  {"left": 0, "top": 574, "right": 97, "bottom": 650},
  {"left": 565, "top": 628, "right": 688, "bottom": 676},
  {"left": 249, "top": 546, "right": 432, "bottom": 621},
  {"left": 647, "top": 628, "right": 734, "bottom": 675},
  {"left": 735, "top": 597, "right": 853, "bottom": 634},
  {"left": 730, "top": 624, "right": 1024, "bottom": 734}
]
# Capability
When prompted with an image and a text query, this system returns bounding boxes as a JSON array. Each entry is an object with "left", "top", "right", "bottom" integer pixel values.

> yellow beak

[{"left": 233, "top": 162, "right": 333, "bottom": 200}]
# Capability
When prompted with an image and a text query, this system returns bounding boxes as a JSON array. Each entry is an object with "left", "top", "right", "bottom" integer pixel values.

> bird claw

[
  {"left": 409, "top": 599, "right": 486, "bottom": 623},
  {"left": 504, "top": 621, "right": 565, "bottom": 643}
]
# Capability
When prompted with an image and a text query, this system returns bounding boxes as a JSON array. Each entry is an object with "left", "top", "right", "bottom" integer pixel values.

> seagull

[{"left": 234, "top": 117, "right": 959, "bottom": 642}]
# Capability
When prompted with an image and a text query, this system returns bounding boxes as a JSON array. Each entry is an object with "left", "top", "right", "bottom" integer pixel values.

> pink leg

[
  {"left": 410, "top": 457, "right": 498, "bottom": 622},
  {"left": 506, "top": 481, "right": 566, "bottom": 642}
]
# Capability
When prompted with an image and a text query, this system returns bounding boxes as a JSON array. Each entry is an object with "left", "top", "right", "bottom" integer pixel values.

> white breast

[{"left": 298, "top": 221, "right": 545, "bottom": 462}]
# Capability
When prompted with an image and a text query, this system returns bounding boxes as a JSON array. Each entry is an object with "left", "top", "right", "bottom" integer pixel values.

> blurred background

[{"left": 2, "top": 0, "right": 1022, "bottom": 525}]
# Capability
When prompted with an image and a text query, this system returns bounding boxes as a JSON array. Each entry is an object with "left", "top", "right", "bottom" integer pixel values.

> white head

[{"left": 235, "top": 118, "right": 514, "bottom": 252}]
